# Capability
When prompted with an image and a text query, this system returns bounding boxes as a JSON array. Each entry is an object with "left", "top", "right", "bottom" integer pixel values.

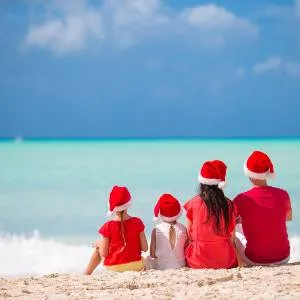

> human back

[
  {"left": 149, "top": 194, "right": 187, "bottom": 270},
  {"left": 186, "top": 194, "right": 235, "bottom": 242},
  {"left": 184, "top": 160, "right": 237, "bottom": 269},
  {"left": 84, "top": 186, "right": 148, "bottom": 274},
  {"left": 234, "top": 150, "right": 292, "bottom": 265},
  {"left": 99, "top": 215, "right": 145, "bottom": 267},
  {"left": 154, "top": 221, "right": 187, "bottom": 269},
  {"left": 234, "top": 185, "right": 291, "bottom": 263}
]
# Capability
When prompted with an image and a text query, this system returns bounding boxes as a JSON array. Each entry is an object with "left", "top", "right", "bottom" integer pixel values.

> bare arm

[
  {"left": 286, "top": 195, "right": 293, "bottom": 222},
  {"left": 231, "top": 230, "right": 247, "bottom": 267},
  {"left": 99, "top": 237, "right": 109, "bottom": 258},
  {"left": 140, "top": 231, "right": 148, "bottom": 252},
  {"left": 150, "top": 228, "right": 157, "bottom": 258},
  {"left": 231, "top": 229, "right": 236, "bottom": 243},
  {"left": 287, "top": 209, "right": 293, "bottom": 222}
]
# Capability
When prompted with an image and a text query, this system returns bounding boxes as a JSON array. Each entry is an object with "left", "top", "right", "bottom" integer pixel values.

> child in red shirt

[
  {"left": 84, "top": 186, "right": 148, "bottom": 274},
  {"left": 234, "top": 151, "right": 292, "bottom": 266},
  {"left": 184, "top": 160, "right": 237, "bottom": 269}
]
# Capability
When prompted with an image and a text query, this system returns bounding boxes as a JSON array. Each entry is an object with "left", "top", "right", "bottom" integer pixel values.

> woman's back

[
  {"left": 184, "top": 195, "right": 237, "bottom": 269},
  {"left": 186, "top": 196, "right": 233, "bottom": 241}
]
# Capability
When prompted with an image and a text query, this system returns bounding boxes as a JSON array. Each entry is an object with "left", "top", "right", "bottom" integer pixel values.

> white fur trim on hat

[
  {"left": 107, "top": 211, "right": 114, "bottom": 217},
  {"left": 243, "top": 163, "right": 275, "bottom": 180},
  {"left": 217, "top": 181, "right": 227, "bottom": 189},
  {"left": 198, "top": 174, "right": 221, "bottom": 185},
  {"left": 159, "top": 208, "right": 182, "bottom": 223},
  {"left": 107, "top": 201, "right": 131, "bottom": 217}
]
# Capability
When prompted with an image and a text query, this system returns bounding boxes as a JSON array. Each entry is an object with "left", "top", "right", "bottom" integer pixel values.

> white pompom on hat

[
  {"left": 107, "top": 186, "right": 131, "bottom": 217},
  {"left": 198, "top": 160, "right": 227, "bottom": 189},
  {"left": 153, "top": 194, "right": 182, "bottom": 222},
  {"left": 244, "top": 150, "right": 275, "bottom": 180}
]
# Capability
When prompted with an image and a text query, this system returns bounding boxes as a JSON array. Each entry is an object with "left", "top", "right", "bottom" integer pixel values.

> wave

[
  {"left": 0, "top": 231, "right": 94, "bottom": 277},
  {"left": 0, "top": 231, "right": 299, "bottom": 277}
]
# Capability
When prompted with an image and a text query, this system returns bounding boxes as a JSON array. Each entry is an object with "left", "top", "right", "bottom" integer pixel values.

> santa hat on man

[
  {"left": 153, "top": 194, "right": 182, "bottom": 222},
  {"left": 244, "top": 150, "right": 275, "bottom": 180},
  {"left": 107, "top": 186, "right": 131, "bottom": 217},
  {"left": 198, "top": 160, "right": 227, "bottom": 189}
]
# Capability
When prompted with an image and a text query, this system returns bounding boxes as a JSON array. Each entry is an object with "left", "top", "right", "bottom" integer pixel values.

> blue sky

[{"left": 1, "top": 0, "right": 300, "bottom": 138}]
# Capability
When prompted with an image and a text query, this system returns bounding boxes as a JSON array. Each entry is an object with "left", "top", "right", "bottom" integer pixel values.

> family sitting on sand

[{"left": 84, "top": 150, "right": 293, "bottom": 274}]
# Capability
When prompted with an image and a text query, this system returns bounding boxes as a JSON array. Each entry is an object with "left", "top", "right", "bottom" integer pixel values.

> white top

[{"left": 154, "top": 222, "right": 187, "bottom": 270}]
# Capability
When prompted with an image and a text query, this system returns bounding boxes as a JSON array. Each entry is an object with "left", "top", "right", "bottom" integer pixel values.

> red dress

[
  {"left": 99, "top": 217, "right": 145, "bottom": 266},
  {"left": 233, "top": 186, "right": 291, "bottom": 263},
  {"left": 184, "top": 196, "right": 237, "bottom": 269}
]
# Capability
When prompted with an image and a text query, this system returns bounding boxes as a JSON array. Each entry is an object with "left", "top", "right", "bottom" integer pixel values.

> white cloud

[
  {"left": 26, "top": 1, "right": 104, "bottom": 53},
  {"left": 253, "top": 56, "right": 300, "bottom": 77},
  {"left": 104, "top": 0, "right": 170, "bottom": 47},
  {"left": 253, "top": 56, "right": 283, "bottom": 74},
  {"left": 25, "top": 0, "right": 258, "bottom": 54},
  {"left": 179, "top": 4, "right": 258, "bottom": 47},
  {"left": 182, "top": 5, "right": 257, "bottom": 35}
]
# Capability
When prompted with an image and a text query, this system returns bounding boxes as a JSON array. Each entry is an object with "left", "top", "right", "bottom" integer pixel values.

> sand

[{"left": 1, "top": 263, "right": 300, "bottom": 300}]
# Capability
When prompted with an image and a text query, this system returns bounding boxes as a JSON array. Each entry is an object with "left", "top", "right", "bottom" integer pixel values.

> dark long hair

[{"left": 199, "top": 184, "right": 233, "bottom": 234}]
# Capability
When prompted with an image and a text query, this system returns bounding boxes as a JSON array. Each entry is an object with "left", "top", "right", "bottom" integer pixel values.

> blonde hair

[{"left": 119, "top": 210, "right": 126, "bottom": 252}]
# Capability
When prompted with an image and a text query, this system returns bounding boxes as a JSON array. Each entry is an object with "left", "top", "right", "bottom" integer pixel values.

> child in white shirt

[{"left": 148, "top": 194, "right": 187, "bottom": 270}]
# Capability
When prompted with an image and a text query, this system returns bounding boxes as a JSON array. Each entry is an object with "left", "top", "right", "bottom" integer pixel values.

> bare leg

[{"left": 84, "top": 248, "right": 102, "bottom": 275}]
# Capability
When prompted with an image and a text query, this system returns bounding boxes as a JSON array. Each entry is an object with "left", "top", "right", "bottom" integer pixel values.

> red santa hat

[
  {"left": 198, "top": 160, "right": 227, "bottom": 189},
  {"left": 153, "top": 194, "right": 182, "bottom": 222},
  {"left": 244, "top": 150, "right": 275, "bottom": 180},
  {"left": 107, "top": 186, "right": 131, "bottom": 217}
]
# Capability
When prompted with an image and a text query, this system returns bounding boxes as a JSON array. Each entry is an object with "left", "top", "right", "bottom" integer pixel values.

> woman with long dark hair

[{"left": 184, "top": 160, "right": 238, "bottom": 269}]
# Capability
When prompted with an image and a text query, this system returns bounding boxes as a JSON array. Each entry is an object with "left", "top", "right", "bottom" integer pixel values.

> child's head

[
  {"left": 153, "top": 194, "right": 182, "bottom": 223},
  {"left": 107, "top": 186, "right": 131, "bottom": 217}
]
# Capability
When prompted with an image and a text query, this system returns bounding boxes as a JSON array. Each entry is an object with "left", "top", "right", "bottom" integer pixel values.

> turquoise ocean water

[{"left": 0, "top": 139, "right": 299, "bottom": 276}]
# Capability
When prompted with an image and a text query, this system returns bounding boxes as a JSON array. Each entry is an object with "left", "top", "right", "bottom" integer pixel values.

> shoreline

[{"left": 1, "top": 263, "right": 300, "bottom": 299}]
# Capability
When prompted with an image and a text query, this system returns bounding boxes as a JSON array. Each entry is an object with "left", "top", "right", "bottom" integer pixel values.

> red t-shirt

[
  {"left": 184, "top": 196, "right": 237, "bottom": 269},
  {"left": 99, "top": 217, "right": 145, "bottom": 266},
  {"left": 233, "top": 186, "right": 291, "bottom": 263}
]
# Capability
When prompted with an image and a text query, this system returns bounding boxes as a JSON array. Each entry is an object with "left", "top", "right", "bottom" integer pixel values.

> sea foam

[
  {"left": 0, "top": 231, "right": 93, "bottom": 277},
  {"left": 0, "top": 231, "right": 299, "bottom": 277}
]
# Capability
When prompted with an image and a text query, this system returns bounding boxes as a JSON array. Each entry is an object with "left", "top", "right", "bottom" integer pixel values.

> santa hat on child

[
  {"left": 198, "top": 160, "right": 227, "bottom": 189},
  {"left": 107, "top": 186, "right": 131, "bottom": 217},
  {"left": 153, "top": 194, "right": 182, "bottom": 222},
  {"left": 244, "top": 150, "right": 275, "bottom": 180}
]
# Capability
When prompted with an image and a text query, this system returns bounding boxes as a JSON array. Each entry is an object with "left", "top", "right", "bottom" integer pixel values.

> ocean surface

[{"left": 0, "top": 139, "right": 299, "bottom": 276}]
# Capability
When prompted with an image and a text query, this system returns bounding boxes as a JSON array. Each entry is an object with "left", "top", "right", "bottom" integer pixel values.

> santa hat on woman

[
  {"left": 107, "top": 186, "right": 131, "bottom": 217},
  {"left": 244, "top": 150, "right": 275, "bottom": 180},
  {"left": 153, "top": 194, "right": 182, "bottom": 222},
  {"left": 198, "top": 160, "right": 227, "bottom": 189}
]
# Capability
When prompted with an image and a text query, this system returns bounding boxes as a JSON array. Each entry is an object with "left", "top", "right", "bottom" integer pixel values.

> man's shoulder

[
  {"left": 233, "top": 190, "right": 252, "bottom": 202},
  {"left": 268, "top": 186, "right": 289, "bottom": 195}
]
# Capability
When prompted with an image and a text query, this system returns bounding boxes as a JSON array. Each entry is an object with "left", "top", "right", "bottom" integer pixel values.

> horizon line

[{"left": 0, "top": 136, "right": 300, "bottom": 142}]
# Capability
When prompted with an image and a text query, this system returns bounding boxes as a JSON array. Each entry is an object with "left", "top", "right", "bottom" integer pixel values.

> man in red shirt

[{"left": 233, "top": 151, "right": 293, "bottom": 266}]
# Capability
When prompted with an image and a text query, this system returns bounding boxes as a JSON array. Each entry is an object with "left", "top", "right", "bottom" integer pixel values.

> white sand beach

[{"left": 1, "top": 263, "right": 300, "bottom": 300}]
